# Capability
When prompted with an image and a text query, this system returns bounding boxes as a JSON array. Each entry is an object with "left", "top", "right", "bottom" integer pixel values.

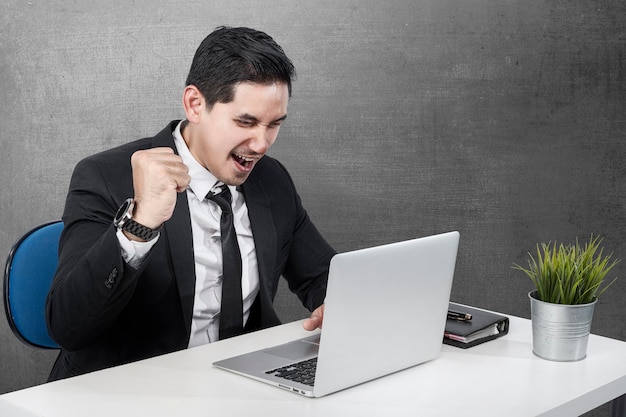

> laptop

[{"left": 213, "top": 231, "right": 460, "bottom": 397}]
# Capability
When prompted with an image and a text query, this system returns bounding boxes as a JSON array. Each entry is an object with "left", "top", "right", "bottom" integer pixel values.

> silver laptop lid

[{"left": 313, "top": 231, "right": 459, "bottom": 397}]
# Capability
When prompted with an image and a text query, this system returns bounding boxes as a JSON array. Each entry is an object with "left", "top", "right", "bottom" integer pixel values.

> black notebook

[{"left": 443, "top": 303, "right": 509, "bottom": 349}]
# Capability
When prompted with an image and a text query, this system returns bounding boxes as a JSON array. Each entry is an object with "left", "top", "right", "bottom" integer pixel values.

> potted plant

[{"left": 513, "top": 235, "right": 619, "bottom": 361}]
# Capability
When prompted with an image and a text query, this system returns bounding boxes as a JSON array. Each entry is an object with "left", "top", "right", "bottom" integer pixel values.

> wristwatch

[{"left": 113, "top": 198, "right": 160, "bottom": 241}]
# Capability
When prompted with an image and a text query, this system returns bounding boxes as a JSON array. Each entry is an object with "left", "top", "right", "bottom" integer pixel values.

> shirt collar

[{"left": 173, "top": 120, "right": 238, "bottom": 202}]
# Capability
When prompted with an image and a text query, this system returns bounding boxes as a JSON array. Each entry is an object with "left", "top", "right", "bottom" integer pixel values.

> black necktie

[{"left": 206, "top": 185, "right": 244, "bottom": 340}]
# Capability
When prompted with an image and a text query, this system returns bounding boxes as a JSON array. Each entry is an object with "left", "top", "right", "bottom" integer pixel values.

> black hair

[{"left": 185, "top": 26, "right": 296, "bottom": 109}]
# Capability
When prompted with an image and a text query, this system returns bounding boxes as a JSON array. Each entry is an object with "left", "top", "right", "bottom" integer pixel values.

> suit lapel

[
  {"left": 153, "top": 122, "right": 196, "bottom": 336},
  {"left": 241, "top": 175, "right": 277, "bottom": 310},
  {"left": 163, "top": 193, "right": 195, "bottom": 335}
]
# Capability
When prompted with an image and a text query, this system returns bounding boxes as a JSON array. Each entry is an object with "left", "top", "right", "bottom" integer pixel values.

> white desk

[{"left": 1, "top": 314, "right": 626, "bottom": 417}]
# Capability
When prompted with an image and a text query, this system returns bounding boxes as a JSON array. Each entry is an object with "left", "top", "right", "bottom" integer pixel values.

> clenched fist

[{"left": 130, "top": 147, "right": 191, "bottom": 230}]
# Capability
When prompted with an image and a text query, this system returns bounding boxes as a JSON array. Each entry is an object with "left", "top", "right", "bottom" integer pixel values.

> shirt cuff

[{"left": 116, "top": 228, "right": 159, "bottom": 269}]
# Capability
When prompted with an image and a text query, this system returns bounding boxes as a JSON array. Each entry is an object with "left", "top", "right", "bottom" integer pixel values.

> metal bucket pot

[{"left": 529, "top": 290, "right": 596, "bottom": 362}]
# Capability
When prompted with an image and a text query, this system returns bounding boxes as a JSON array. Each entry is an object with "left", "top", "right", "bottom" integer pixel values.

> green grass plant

[{"left": 513, "top": 235, "right": 619, "bottom": 305}]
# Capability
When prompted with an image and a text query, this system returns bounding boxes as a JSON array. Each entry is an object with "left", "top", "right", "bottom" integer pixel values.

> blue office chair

[{"left": 4, "top": 221, "right": 63, "bottom": 349}]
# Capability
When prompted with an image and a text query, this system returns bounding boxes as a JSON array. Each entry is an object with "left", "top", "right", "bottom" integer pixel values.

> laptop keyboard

[{"left": 265, "top": 357, "right": 317, "bottom": 386}]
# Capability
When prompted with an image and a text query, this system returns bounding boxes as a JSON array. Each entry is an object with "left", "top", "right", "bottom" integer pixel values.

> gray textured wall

[{"left": 1, "top": 1, "right": 624, "bottom": 414}]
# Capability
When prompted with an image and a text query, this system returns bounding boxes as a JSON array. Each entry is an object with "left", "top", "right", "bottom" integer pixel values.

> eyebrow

[{"left": 237, "top": 113, "right": 288, "bottom": 125}]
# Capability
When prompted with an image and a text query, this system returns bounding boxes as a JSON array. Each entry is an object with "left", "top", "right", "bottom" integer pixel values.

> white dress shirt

[{"left": 117, "top": 121, "right": 260, "bottom": 348}]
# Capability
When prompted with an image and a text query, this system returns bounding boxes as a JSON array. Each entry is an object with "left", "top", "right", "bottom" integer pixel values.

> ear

[{"left": 182, "top": 85, "right": 205, "bottom": 123}]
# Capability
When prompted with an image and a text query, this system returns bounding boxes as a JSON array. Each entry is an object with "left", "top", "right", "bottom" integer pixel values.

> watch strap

[{"left": 121, "top": 218, "right": 160, "bottom": 241}]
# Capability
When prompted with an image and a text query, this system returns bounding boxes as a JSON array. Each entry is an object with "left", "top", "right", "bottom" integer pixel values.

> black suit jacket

[{"left": 46, "top": 121, "right": 335, "bottom": 381}]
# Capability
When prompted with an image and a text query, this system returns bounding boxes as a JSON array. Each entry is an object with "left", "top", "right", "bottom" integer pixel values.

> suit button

[{"left": 104, "top": 268, "right": 118, "bottom": 289}]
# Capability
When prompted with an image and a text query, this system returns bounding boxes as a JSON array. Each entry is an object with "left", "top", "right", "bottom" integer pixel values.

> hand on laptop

[{"left": 302, "top": 304, "right": 324, "bottom": 331}]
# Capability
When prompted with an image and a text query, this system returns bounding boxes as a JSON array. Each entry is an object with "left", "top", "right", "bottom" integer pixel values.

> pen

[{"left": 447, "top": 310, "right": 472, "bottom": 321}]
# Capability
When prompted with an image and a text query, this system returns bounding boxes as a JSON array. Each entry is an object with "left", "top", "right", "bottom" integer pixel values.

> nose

[{"left": 248, "top": 126, "right": 277, "bottom": 154}]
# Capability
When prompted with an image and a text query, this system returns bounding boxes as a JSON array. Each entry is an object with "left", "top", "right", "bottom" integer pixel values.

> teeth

[{"left": 234, "top": 154, "right": 254, "bottom": 162}]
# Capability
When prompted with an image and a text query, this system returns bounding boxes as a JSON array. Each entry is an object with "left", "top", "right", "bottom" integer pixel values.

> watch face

[{"left": 114, "top": 198, "right": 134, "bottom": 225}]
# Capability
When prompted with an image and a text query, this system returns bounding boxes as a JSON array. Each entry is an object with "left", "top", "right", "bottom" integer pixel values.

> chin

[{"left": 225, "top": 173, "right": 251, "bottom": 186}]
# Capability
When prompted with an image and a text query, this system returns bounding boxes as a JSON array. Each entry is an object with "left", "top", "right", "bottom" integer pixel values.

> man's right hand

[{"left": 130, "top": 148, "right": 191, "bottom": 229}]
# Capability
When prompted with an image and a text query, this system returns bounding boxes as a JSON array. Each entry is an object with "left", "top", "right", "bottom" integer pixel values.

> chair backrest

[{"left": 4, "top": 221, "right": 63, "bottom": 349}]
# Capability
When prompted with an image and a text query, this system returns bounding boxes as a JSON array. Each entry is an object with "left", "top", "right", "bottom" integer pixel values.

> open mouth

[{"left": 232, "top": 153, "right": 256, "bottom": 171}]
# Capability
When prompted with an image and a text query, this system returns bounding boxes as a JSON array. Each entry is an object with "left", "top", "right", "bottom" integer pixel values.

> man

[{"left": 46, "top": 26, "right": 335, "bottom": 381}]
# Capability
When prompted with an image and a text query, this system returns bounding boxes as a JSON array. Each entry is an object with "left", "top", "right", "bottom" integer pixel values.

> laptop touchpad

[{"left": 263, "top": 340, "right": 319, "bottom": 360}]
